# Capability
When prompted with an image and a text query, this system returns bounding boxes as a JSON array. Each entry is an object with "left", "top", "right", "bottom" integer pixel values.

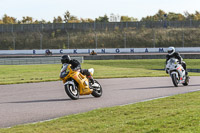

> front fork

[
  {"left": 170, "top": 71, "right": 185, "bottom": 84},
  {"left": 170, "top": 71, "right": 179, "bottom": 78}
]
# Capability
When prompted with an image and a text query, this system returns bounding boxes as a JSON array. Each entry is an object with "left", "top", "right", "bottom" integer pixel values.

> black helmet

[{"left": 61, "top": 55, "right": 71, "bottom": 64}]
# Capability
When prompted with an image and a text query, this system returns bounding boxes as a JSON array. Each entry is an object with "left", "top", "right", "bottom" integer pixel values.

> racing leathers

[
  {"left": 166, "top": 52, "right": 187, "bottom": 74},
  {"left": 60, "top": 59, "right": 95, "bottom": 84}
]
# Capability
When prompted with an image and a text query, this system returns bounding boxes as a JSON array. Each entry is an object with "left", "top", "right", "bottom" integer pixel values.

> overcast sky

[{"left": 0, "top": 0, "right": 199, "bottom": 21}]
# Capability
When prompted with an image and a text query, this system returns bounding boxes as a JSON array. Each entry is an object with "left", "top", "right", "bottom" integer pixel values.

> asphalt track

[{"left": 1, "top": 76, "right": 200, "bottom": 128}]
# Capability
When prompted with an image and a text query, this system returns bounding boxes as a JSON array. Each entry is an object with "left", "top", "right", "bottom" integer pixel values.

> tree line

[
  {"left": 141, "top": 10, "right": 200, "bottom": 21},
  {"left": 0, "top": 10, "right": 200, "bottom": 24}
]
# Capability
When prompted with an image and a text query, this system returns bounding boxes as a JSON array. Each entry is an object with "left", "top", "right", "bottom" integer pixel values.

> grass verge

[
  {"left": 0, "top": 59, "right": 200, "bottom": 132},
  {"left": 0, "top": 91, "right": 200, "bottom": 132},
  {"left": 0, "top": 59, "right": 200, "bottom": 85}
]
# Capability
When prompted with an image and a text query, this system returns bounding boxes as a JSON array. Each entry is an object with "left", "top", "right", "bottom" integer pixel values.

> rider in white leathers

[{"left": 166, "top": 47, "right": 188, "bottom": 75}]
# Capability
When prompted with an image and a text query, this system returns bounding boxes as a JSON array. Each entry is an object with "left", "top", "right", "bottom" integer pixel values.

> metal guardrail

[{"left": 0, "top": 56, "right": 83, "bottom": 65}]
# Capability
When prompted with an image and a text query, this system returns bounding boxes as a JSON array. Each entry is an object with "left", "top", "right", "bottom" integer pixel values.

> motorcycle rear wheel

[
  {"left": 171, "top": 73, "right": 178, "bottom": 87},
  {"left": 65, "top": 84, "right": 79, "bottom": 100},
  {"left": 91, "top": 80, "right": 102, "bottom": 97}
]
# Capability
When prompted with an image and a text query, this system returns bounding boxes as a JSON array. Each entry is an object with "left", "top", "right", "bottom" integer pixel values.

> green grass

[
  {"left": 0, "top": 59, "right": 200, "bottom": 84},
  {"left": 1, "top": 91, "right": 200, "bottom": 133},
  {"left": 0, "top": 59, "right": 200, "bottom": 132}
]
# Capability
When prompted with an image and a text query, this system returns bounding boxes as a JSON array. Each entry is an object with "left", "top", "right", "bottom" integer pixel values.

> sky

[{"left": 0, "top": 0, "right": 199, "bottom": 22}]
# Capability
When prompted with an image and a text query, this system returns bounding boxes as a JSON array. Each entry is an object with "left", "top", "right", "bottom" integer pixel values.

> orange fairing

[
  {"left": 62, "top": 65, "right": 93, "bottom": 95},
  {"left": 177, "top": 66, "right": 182, "bottom": 71}
]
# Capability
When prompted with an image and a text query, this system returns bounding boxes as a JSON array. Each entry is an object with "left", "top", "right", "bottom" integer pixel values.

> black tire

[
  {"left": 182, "top": 76, "right": 189, "bottom": 86},
  {"left": 91, "top": 80, "right": 102, "bottom": 97},
  {"left": 171, "top": 73, "right": 178, "bottom": 87},
  {"left": 65, "top": 84, "right": 79, "bottom": 100}
]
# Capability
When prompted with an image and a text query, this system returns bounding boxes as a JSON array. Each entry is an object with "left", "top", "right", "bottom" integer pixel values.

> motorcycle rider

[
  {"left": 60, "top": 55, "right": 99, "bottom": 87},
  {"left": 166, "top": 46, "right": 188, "bottom": 75}
]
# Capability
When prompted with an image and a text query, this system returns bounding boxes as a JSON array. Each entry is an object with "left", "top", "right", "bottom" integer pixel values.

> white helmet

[{"left": 167, "top": 47, "right": 175, "bottom": 55}]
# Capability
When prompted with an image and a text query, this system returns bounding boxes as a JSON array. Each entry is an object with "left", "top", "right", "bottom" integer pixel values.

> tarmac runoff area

[{"left": 0, "top": 76, "right": 200, "bottom": 128}]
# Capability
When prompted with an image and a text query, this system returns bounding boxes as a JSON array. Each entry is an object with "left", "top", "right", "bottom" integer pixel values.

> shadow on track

[
  {"left": 3, "top": 96, "right": 93, "bottom": 104},
  {"left": 6, "top": 98, "right": 70, "bottom": 104},
  {"left": 122, "top": 86, "right": 173, "bottom": 90},
  {"left": 122, "top": 84, "right": 200, "bottom": 90}
]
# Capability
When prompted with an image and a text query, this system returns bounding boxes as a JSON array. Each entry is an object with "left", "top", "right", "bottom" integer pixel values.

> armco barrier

[
  {"left": 0, "top": 57, "right": 83, "bottom": 65},
  {"left": 84, "top": 54, "right": 200, "bottom": 60},
  {"left": 1, "top": 54, "right": 200, "bottom": 65}
]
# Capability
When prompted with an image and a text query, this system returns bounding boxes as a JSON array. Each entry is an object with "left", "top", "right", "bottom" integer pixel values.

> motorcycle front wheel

[
  {"left": 171, "top": 73, "right": 178, "bottom": 87},
  {"left": 91, "top": 80, "right": 102, "bottom": 97},
  {"left": 65, "top": 84, "right": 79, "bottom": 100}
]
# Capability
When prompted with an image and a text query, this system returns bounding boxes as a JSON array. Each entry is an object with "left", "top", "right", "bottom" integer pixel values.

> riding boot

[
  {"left": 88, "top": 76, "right": 99, "bottom": 88},
  {"left": 185, "top": 71, "right": 188, "bottom": 76},
  {"left": 88, "top": 76, "right": 94, "bottom": 84}
]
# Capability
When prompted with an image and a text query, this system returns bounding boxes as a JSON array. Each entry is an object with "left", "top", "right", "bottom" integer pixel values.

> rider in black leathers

[
  {"left": 166, "top": 47, "right": 188, "bottom": 75},
  {"left": 60, "top": 55, "right": 98, "bottom": 86}
]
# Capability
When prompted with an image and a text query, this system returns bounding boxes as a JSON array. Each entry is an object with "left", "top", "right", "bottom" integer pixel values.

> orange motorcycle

[{"left": 60, "top": 65, "right": 102, "bottom": 100}]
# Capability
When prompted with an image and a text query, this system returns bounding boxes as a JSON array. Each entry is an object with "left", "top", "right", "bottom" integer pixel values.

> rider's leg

[
  {"left": 80, "top": 69, "right": 94, "bottom": 84},
  {"left": 182, "top": 61, "right": 188, "bottom": 75},
  {"left": 182, "top": 62, "right": 186, "bottom": 70},
  {"left": 80, "top": 69, "right": 99, "bottom": 87}
]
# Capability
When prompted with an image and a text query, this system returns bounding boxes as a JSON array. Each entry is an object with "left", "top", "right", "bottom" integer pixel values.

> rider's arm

[
  {"left": 70, "top": 59, "right": 81, "bottom": 70},
  {"left": 73, "top": 64, "right": 81, "bottom": 70},
  {"left": 175, "top": 52, "right": 182, "bottom": 63},
  {"left": 166, "top": 55, "right": 170, "bottom": 64}
]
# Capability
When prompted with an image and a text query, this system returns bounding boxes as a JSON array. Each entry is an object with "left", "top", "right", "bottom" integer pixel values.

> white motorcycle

[{"left": 165, "top": 58, "right": 189, "bottom": 87}]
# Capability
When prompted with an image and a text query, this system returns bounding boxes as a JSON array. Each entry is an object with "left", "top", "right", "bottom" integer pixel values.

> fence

[
  {"left": 0, "top": 56, "right": 83, "bottom": 65},
  {"left": 0, "top": 20, "right": 200, "bottom": 33},
  {"left": 1, "top": 28, "right": 200, "bottom": 50},
  {"left": 1, "top": 21, "right": 200, "bottom": 50}
]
